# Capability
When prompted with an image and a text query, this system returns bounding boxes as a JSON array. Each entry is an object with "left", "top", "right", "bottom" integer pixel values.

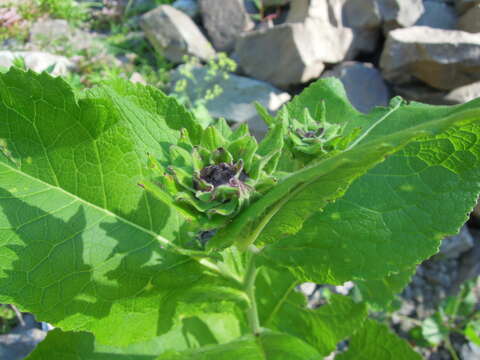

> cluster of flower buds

[
  {"left": 285, "top": 102, "right": 361, "bottom": 161},
  {"left": 146, "top": 120, "right": 283, "bottom": 230}
]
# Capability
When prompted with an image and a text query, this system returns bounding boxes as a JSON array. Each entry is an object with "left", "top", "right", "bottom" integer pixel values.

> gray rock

[
  {"left": 140, "top": 5, "right": 215, "bottom": 63},
  {"left": 262, "top": 0, "right": 290, "bottom": 6},
  {"left": 298, "top": 282, "right": 317, "bottom": 297},
  {"left": 394, "top": 83, "right": 451, "bottom": 105},
  {"left": 286, "top": 0, "right": 330, "bottom": 23},
  {"left": 130, "top": 71, "right": 147, "bottom": 84},
  {"left": 415, "top": 0, "right": 457, "bottom": 29},
  {"left": 380, "top": 26, "right": 480, "bottom": 90},
  {"left": 342, "top": 0, "right": 382, "bottom": 54},
  {"left": 343, "top": 0, "right": 382, "bottom": 29},
  {"left": 30, "top": 19, "right": 70, "bottom": 43},
  {"left": 0, "top": 51, "right": 72, "bottom": 76},
  {"left": 199, "top": 0, "right": 254, "bottom": 52},
  {"left": 329, "top": 0, "right": 350, "bottom": 25},
  {"left": 29, "top": 19, "right": 96, "bottom": 52},
  {"left": 288, "top": 0, "right": 379, "bottom": 56},
  {"left": 286, "top": 0, "right": 356, "bottom": 61},
  {"left": 438, "top": 226, "right": 474, "bottom": 259},
  {"left": 461, "top": 342, "right": 480, "bottom": 360},
  {"left": 171, "top": 66, "right": 290, "bottom": 135},
  {"left": 377, "top": 0, "right": 425, "bottom": 32},
  {"left": 322, "top": 62, "right": 390, "bottom": 113},
  {"left": 0, "top": 314, "right": 47, "bottom": 360},
  {"left": 286, "top": 0, "right": 347, "bottom": 25},
  {"left": 172, "top": 0, "right": 199, "bottom": 17},
  {"left": 306, "top": 17, "right": 355, "bottom": 63},
  {"left": 235, "top": 23, "right": 325, "bottom": 87},
  {"left": 450, "top": 228, "right": 480, "bottom": 292},
  {"left": 445, "top": 81, "right": 480, "bottom": 103},
  {"left": 458, "top": 5, "right": 480, "bottom": 33},
  {"left": 455, "top": 0, "right": 480, "bottom": 14}
]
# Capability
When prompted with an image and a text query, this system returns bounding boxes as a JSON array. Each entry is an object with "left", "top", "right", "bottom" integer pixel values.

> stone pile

[{"left": 141, "top": 0, "right": 480, "bottom": 130}]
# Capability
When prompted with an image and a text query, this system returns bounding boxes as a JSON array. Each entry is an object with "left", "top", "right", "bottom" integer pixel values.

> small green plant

[
  {"left": 1, "top": 69, "right": 480, "bottom": 359},
  {"left": 172, "top": 53, "right": 237, "bottom": 127},
  {"left": 0, "top": 305, "right": 18, "bottom": 334},
  {"left": 406, "top": 277, "right": 480, "bottom": 359},
  {"left": 36, "top": 0, "right": 89, "bottom": 23}
]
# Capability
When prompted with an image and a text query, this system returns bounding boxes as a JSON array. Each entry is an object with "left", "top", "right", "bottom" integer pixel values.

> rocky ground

[{"left": 1, "top": 0, "right": 480, "bottom": 359}]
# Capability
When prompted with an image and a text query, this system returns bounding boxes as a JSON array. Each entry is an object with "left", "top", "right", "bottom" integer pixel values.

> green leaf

[
  {"left": 102, "top": 78, "right": 202, "bottom": 144},
  {"left": 156, "top": 331, "right": 322, "bottom": 360},
  {"left": 28, "top": 307, "right": 246, "bottom": 360},
  {"left": 356, "top": 267, "right": 415, "bottom": 311},
  {"left": 261, "top": 100, "right": 480, "bottom": 284},
  {"left": 256, "top": 266, "right": 367, "bottom": 356},
  {"left": 421, "top": 315, "right": 449, "bottom": 346},
  {"left": 336, "top": 319, "right": 422, "bottom": 360},
  {"left": 282, "top": 78, "right": 358, "bottom": 129},
  {"left": 211, "top": 95, "right": 480, "bottom": 252},
  {"left": 0, "top": 69, "right": 246, "bottom": 346},
  {"left": 465, "top": 320, "right": 480, "bottom": 345}
]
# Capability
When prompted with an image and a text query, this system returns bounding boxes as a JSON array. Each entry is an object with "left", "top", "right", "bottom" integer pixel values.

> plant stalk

[
  {"left": 444, "top": 335, "right": 460, "bottom": 360},
  {"left": 244, "top": 248, "right": 261, "bottom": 336}
]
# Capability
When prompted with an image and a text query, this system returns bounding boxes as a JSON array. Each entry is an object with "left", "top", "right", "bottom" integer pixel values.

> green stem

[
  {"left": 244, "top": 247, "right": 261, "bottom": 336},
  {"left": 444, "top": 335, "right": 460, "bottom": 360},
  {"left": 197, "top": 258, "right": 243, "bottom": 285}
]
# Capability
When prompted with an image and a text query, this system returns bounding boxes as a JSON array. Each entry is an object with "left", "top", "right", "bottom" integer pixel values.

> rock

[
  {"left": 140, "top": 5, "right": 215, "bottom": 63},
  {"left": 288, "top": 0, "right": 379, "bottom": 56},
  {"left": 455, "top": 0, "right": 480, "bottom": 14},
  {"left": 0, "top": 51, "right": 72, "bottom": 76},
  {"left": 380, "top": 26, "right": 480, "bottom": 91},
  {"left": 286, "top": 0, "right": 356, "bottom": 61},
  {"left": 461, "top": 342, "right": 480, "bottom": 360},
  {"left": 0, "top": 314, "right": 47, "bottom": 360},
  {"left": 445, "top": 81, "right": 480, "bottom": 103},
  {"left": 306, "top": 18, "right": 355, "bottom": 63},
  {"left": 130, "top": 72, "right": 147, "bottom": 84},
  {"left": 458, "top": 5, "right": 480, "bottom": 33},
  {"left": 450, "top": 228, "right": 480, "bottom": 292},
  {"left": 171, "top": 66, "right": 290, "bottom": 136},
  {"left": 199, "top": 0, "right": 254, "bottom": 52},
  {"left": 437, "top": 226, "right": 474, "bottom": 259},
  {"left": 30, "top": 19, "right": 70, "bottom": 43},
  {"left": 29, "top": 19, "right": 96, "bottom": 52},
  {"left": 235, "top": 23, "right": 325, "bottom": 88},
  {"left": 394, "top": 83, "right": 451, "bottom": 105},
  {"left": 342, "top": 0, "right": 382, "bottom": 54},
  {"left": 298, "top": 282, "right": 317, "bottom": 297},
  {"left": 335, "top": 281, "right": 354, "bottom": 295},
  {"left": 343, "top": 0, "right": 382, "bottom": 29},
  {"left": 328, "top": 0, "right": 350, "bottom": 26},
  {"left": 415, "top": 0, "right": 457, "bottom": 29},
  {"left": 322, "top": 62, "right": 390, "bottom": 113},
  {"left": 172, "top": 0, "right": 199, "bottom": 17},
  {"left": 376, "top": 0, "right": 425, "bottom": 32},
  {"left": 262, "top": 0, "right": 290, "bottom": 6},
  {"left": 286, "top": 0, "right": 329, "bottom": 23}
]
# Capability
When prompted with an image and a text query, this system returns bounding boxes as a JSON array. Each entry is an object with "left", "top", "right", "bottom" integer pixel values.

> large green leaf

[
  {"left": 209, "top": 78, "right": 480, "bottom": 252},
  {"left": 28, "top": 309, "right": 245, "bottom": 360},
  {"left": 156, "top": 331, "right": 322, "bottom": 360},
  {"left": 262, "top": 120, "right": 480, "bottom": 284},
  {"left": 356, "top": 267, "right": 415, "bottom": 311},
  {"left": 256, "top": 267, "right": 367, "bottom": 356},
  {"left": 336, "top": 319, "right": 422, "bottom": 360},
  {"left": 0, "top": 70, "right": 246, "bottom": 346}
]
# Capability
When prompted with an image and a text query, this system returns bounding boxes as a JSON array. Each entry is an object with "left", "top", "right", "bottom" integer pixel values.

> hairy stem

[{"left": 244, "top": 247, "right": 261, "bottom": 335}]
